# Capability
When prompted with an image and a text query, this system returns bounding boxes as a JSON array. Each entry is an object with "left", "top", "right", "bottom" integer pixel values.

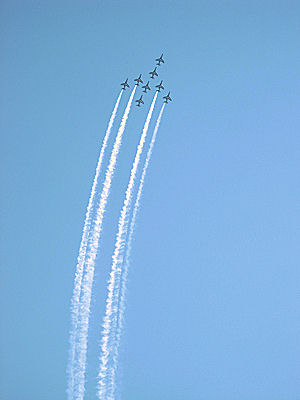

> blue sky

[{"left": 1, "top": 1, "right": 299, "bottom": 399}]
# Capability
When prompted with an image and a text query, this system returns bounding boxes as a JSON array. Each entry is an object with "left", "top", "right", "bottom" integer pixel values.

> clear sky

[{"left": 1, "top": 1, "right": 299, "bottom": 399}]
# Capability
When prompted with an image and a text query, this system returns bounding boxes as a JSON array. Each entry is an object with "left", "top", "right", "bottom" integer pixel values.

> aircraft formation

[{"left": 120, "top": 53, "right": 172, "bottom": 106}]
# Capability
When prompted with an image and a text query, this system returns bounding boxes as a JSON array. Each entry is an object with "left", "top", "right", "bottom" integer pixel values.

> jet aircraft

[
  {"left": 121, "top": 78, "right": 129, "bottom": 90},
  {"left": 142, "top": 81, "right": 151, "bottom": 93},
  {"left": 149, "top": 67, "right": 158, "bottom": 79},
  {"left": 135, "top": 95, "right": 144, "bottom": 107},
  {"left": 134, "top": 74, "right": 143, "bottom": 86},
  {"left": 156, "top": 54, "right": 165, "bottom": 65},
  {"left": 163, "top": 91, "right": 172, "bottom": 103},
  {"left": 155, "top": 80, "right": 164, "bottom": 92}
]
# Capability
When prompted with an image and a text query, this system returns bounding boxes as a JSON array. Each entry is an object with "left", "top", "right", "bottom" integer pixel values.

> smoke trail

[
  {"left": 106, "top": 104, "right": 165, "bottom": 397},
  {"left": 112, "top": 103, "right": 165, "bottom": 397},
  {"left": 97, "top": 92, "right": 158, "bottom": 400},
  {"left": 67, "top": 91, "right": 123, "bottom": 399},
  {"left": 117, "top": 103, "right": 165, "bottom": 339},
  {"left": 74, "top": 86, "right": 137, "bottom": 400}
]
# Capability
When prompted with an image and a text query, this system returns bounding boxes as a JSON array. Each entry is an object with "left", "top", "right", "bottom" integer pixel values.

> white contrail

[
  {"left": 67, "top": 90, "right": 123, "bottom": 399},
  {"left": 97, "top": 92, "right": 158, "bottom": 400},
  {"left": 74, "top": 86, "right": 137, "bottom": 400},
  {"left": 111, "top": 103, "right": 165, "bottom": 397}
]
